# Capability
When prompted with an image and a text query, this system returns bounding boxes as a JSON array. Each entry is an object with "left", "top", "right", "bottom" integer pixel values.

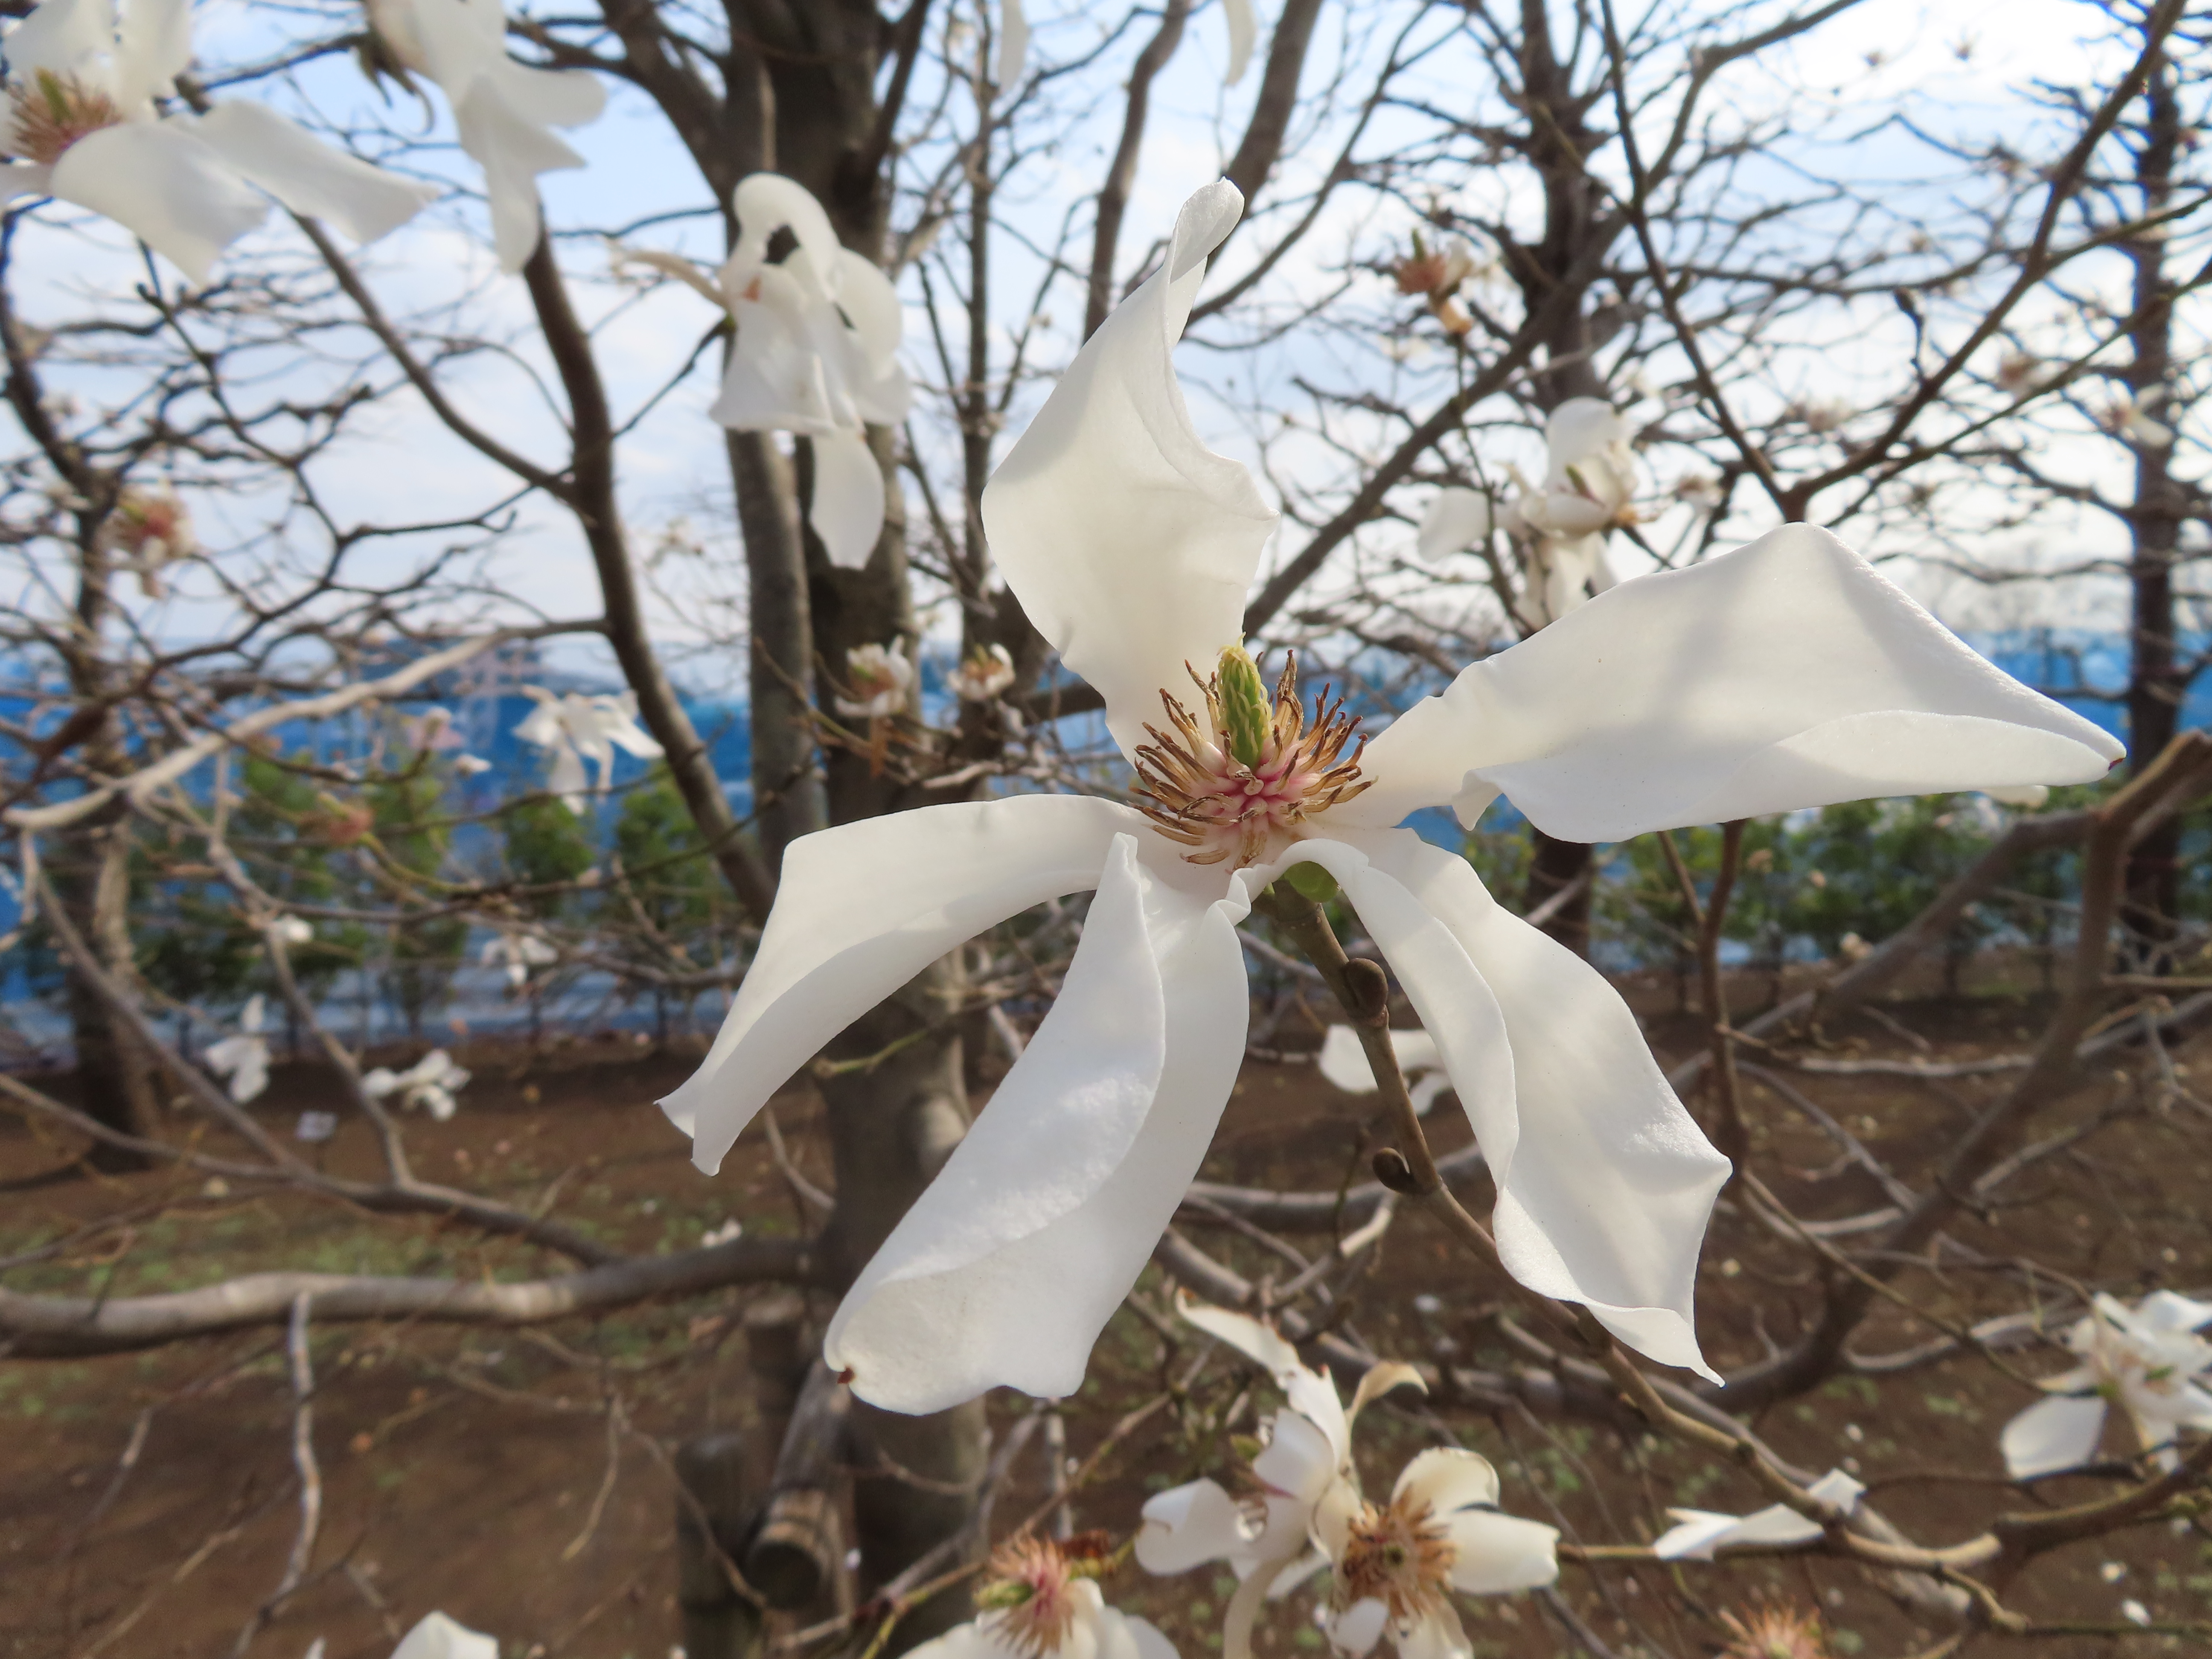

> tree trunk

[
  {"left": 2122, "top": 51, "right": 2183, "bottom": 955},
  {"left": 729, "top": 429, "right": 825, "bottom": 871},
  {"left": 53, "top": 809, "right": 160, "bottom": 1169}
]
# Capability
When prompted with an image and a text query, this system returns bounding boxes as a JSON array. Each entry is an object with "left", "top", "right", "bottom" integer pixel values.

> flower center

[
  {"left": 8, "top": 70, "right": 124, "bottom": 166},
  {"left": 975, "top": 1534, "right": 1109, "bottom": 1658},
  {"left": 1133, "top": 646, "right": 1370, "bottom": 869},
  {"left": 1334, "top": 1495, "right": 1455, "bottom": 1628}
]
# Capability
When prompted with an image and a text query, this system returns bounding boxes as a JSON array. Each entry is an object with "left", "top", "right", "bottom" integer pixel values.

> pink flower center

[{"left": 1133, "top": 652, "right": 1369, "bottom": 868}]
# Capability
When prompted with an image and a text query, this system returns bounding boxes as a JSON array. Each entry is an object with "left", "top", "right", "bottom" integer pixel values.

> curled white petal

[
  {"left": 391, "top": 1612, "right": 500, "bottom": 1659},
  {"left": 1415, "top": 488, "right": 1494, "bottom": 563},
  {"left": 664, "top": 795, "right": 1146, "bottom": 1176},
  {"left": 1652, "top": 1468, "right": 1864, "bottom": 1560},
  {"left": 1346, "top": 523, "right": 2125, "bottom": 837},
  {"left": 824, "top": 841, "right": 1252, "bottom": 1411},
  {"left": 983, "top": 180, "right": 1271, "bottom": 761}
]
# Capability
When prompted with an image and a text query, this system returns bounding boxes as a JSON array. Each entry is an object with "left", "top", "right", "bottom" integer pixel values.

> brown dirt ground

[{"left": 2, "top": 960, "right": 2210, "bottom": 1659}]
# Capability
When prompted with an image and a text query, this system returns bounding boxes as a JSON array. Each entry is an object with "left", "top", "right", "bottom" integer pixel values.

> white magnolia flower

[
  {"left": 952, "top": 642, "right": 1019, "bottom": 702},
  {"left": 1414, "top": 488, "right": 1496, "bottom": 564},
  {"left": 629, "top": 173, "right": 908, "bottom": 570},
  {"left": 1651, "top": 1468, "right": 1865, "bottom": 1560},
  {"left": 999, "top": 0, "right": 1254, "bottom": 89},
  {"left": 481, "top": 927, "right": 556, "bottom": 987},
  {"left": 835, "top": 640, "right": 916, "bottom": 720},
  {"left": 660, "top": 180, "right": 2122, "bottom": 1415},
  {"left": 1138, "top": 1300, "right": 1556, "bottom": 1659},
  {"left": 203, "top": 993, "right": 271, "bottom": 1103},
  {"left": 514, "top": 685, "right": 663, "bottom": 813},
  {"left": 699, "top": 1217, "right": 743, "bottom": 1247},
  {"left": 272, "top": 915, "right": 315, "bottom": 946},
  {"left": 913, "top": 1535, "right": 1176, "bottom": 1659},
  {"left": 295, "top": 1108, "right": 339, "bottom": 1144},
  {"left": 1, "top": 0, "right": 434, "bottom": 283},
  {"left": 364, "top": 0, "right": 605, "bottom": 271},
  {"left": 390, "top": 1612, "right": 498, "bottom": 1659},
  {"left": 363, "top": 1048, "right": 470, "bottom": 1121},
  {"left": 1317, "top": 1025, "right": 1452, "bottom": 1117},
  {"left": 2000, "top": 1291, "right": 2212, "bottom": 1479}
]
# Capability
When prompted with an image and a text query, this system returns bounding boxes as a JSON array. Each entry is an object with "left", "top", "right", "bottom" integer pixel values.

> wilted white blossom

[
  {"left": 951, "top": 643, "right": 1018, "bottom": 702},
  {"left": 363, "top": 1049, "right": 470, "bottom": 1121}
]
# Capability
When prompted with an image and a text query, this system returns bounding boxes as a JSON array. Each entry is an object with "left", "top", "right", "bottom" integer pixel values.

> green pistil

[{"left": 1217, "top": 644, "right": 1271, "bottom": 769}]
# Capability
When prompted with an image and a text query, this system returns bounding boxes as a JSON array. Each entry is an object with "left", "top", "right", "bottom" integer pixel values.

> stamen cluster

[
  {"left": 1334, "top": 1495, "right": 1456, "bottom": 1627},
  {"left": 8, "top": 70, "right": 124, "bottom": 166},
  {"left": 1134, "top": 648, "right": 1369, "bottom": 868},
  {"left": 975, "top": 1533, "right": 1112, "bottom": 1658}
]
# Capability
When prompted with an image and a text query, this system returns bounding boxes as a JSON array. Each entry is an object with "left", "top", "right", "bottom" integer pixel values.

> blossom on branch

[
  {"left": 513, "top": 685, "right": 663, "bottom": 814},
  {"left": 660, "top": 179, "right": 2122, "bottom": 1416},
  {"left": 203, "top": 993, "right": 270, "bottom": 1103},
  {"left": 2000, "top": 1291, "right": 2212, "bottom": 1479},
  {"left": 98, "top": 481, "right": 192, "bottom": 596},
  {"left": 952, "top": 642, "right": 1019, "bottom": 702},
  {"left": 363, "top": 1048, "right": 469, "bottom": 1121},
  {"left": 0, "top": 0, "right": 434, "bottom": 283},
  {"left": 626, "top": 173, "right": 909, "bottom": 570},
  {"left": 1138, "top": 1300, "right": 1557, "bottom": 1659},
  {"left": 1417, "top": 399, "right": 1638, "bottom": 630},
  {"left": 363, "top": 0, "right": 605, "bottom": 271},
  {"left": 834, "top": 641, "right": 915, "bottom": 720},
  {"left": 1650, "top": 1468, "right": 1865, "bottom": 1560}
]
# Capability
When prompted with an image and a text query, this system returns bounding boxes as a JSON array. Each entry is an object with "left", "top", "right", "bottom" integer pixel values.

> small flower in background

[
  {"left": 699, "top": 1218, "right": 743, "bottom": 1247},
  {"left": 835, "top": 641, "right": 915, "bottom": 720},
  {"left": 1995, "top": 351, "right": 2044, "bottom": 393},
  {"left": 909, "top": 1531, "right": 1175, "bottom": 1659},
  {"left": 203, "top": 994, "right": 271, "bottom": 1103},
  {"left": 1392, "top": 230, "right": 1478, "bottom": 336},
  {"left": 951, "top": 642, "right": 1018, "bottom": 702},
  {"left": 363, "top": 1049, "right": 470, "bottom": 1121},
  {"left": 361, "top": 0, "right": 606, "bottom": 271},
  {"left": 1651, "top": 1468, "right": 1865, "bottom": 1560},
  {"left": 1139, "top": 1300, "right": 1556, "bottom": 1659},
  {"left": 2000, "top": 1290, "right": 2212, "bottom": 1479},
  {"left": 99, "top": 483, "right": 193, "bottom": 597},
  {"left": 1316, "top": 1025, "right": 1453, "bottom": 1117},
  {"left": 1416, "top": 400, "right": 1638, "bottom": 631},
  {"left": 0, "top": 0, "right": 434, "bottom": 283},
  {"left": 514, "top": 686, "right": 664, "bottom": 814},
  {"left": 1787, "top": 397, "right": 1852, "bottom": 434},
  {"left": 1717, "top": 1593, "right": 1831, "bottom": 1659},
  {"left": 295, "top": 1109, "right": 339, "bottom": 1144},
  {"left": 2121, "top": 1599, "right": 2152, "bottom": 1628},
  {"left": 2099, "top": 386, "right": 2174, "bottom": 450},
  {"left": 272, "top": 915, "right": 315, "bottom": 946},
  {"left": 390, "top": 1611, "right": 499, "bottom": 1659},
  {"left": 1672, "top": 472, "right": 1724, "bottom": 512},
  {"left": 620, "top": 173, "right": 908, "bottom": 570},
  {"left": 482, "top": 928, "right": 557, "bottom": 988}
]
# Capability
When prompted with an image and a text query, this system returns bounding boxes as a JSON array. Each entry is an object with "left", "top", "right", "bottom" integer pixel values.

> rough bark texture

[
  {"left": 52, "top": 807, "right": 160, "bottom": 1168},
  {"left": 2122, "top": 50, "right": 2184, "bottom": 947}
]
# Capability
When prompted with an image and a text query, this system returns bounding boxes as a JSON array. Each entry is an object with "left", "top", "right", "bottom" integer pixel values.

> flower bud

[{"left": 1216, "top": 645, "right": 1272, "bottom": 768}]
